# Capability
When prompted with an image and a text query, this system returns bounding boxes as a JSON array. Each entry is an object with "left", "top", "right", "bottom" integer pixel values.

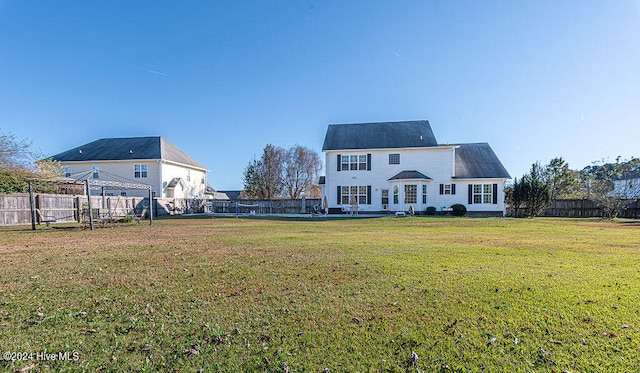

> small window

[
  {"left": 186, "top": 170, "right": 191, "bottom": 182},
  {"left": 341, "top": 157, "right": 350, "bottom": 171},
  {"left": 389, "top": 153, "right": 400, "bottom": 165},
  {"left": 358, "top": 155, "right": 367, "bottom": 170},
  {"left": 381, "top": 189, "right": 389, "bottom": 205},
  {"left": 393, "top": 185, "right": 399, "bottom": 204},
  {"left": 358, "top": 185, "right": 367, "bottom": 204},
  {"left": 134, "top": 164, "right": 148, "bottom": 178},
  {"left": 341, "top": 186, "right": 350, "bottom": 204},
  {"left": 120, "top": 192, "right": 127, "bottom": 197},
  {"left": 92, "top": 165, "right": 99, "bottom": 179},
  {"left": 444, "top": 184, "right": 452, "bottom": 195},
  {"left": 63, "top": 166, "right": 72, "bottom": 178},
  {"left": 422, "top": 185, "right": 427, "bottom": 204}
]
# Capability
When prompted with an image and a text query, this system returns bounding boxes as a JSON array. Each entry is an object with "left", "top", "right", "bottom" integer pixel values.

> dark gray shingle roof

[
  {"left": 452, "top": 143, "right": 511, "bottom": 179},
  {"left": 322, "top": 120, "right": 438, "bottom": 151},
  {"left": 388, "top": 170, "right": 432, "bottom": 181},
  {"left": 50, "top": 137, "right": 207, "bottom": 170}
]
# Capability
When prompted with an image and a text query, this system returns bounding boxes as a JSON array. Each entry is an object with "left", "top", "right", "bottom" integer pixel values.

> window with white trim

[
  {"left": 404, "top": 185, "right": 417, "bottom": 204},
  {"left": 444, "top": 184, "right": 452, "bottom": 195},
  {"left": 393, "top": 185, "right": 399, "bottom": 204},
  {"left": 473, "top": 184, "right": 493, "bottom": 204},
  {"left": 63, "top": 166, "right": 72, "bottom": 178},
  {"left": 134, "top": 164, "right": 148, "bottom": 178},
  {"left": 389, "top": 153, "right": 400, "bottom": 165},
  {"left": 381, "top": 189, "right": 389, "bottom": 205},
  {"left": 186, "top": 170, "right": 191, "bottom": 182},
  {"left": 422, "top": 185, "right": 427, "bottom": 204},
  {"left": 92, "top": 165, "right": 99, "bottom": 179},
  {"left": 341, "top": 154, "right": 368, "bottom": 171},
  {"left": 341, "top": 185, "right": 368, "bottom": 205}
]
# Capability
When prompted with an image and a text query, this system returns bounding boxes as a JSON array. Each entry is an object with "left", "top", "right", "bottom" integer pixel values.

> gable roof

[
  {"left": 388, "top": 170, "right": 432, "bottom": 181},
  {"left": 322, "top": 120, "right": 438, "bottom": 151},
  {"left": 50, "top": 137, "right": 207, "bottom": 170},
  {"left": 453, "top": 143, "right": 511, "bottom": 179}
]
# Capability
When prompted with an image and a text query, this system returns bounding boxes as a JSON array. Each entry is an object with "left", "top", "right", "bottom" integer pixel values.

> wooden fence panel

[
  {"left": 541, "top": 199, "right": 640, "bottom": 219},
  {"left": 0, "top": 194, "right": 31, "bottom": 226}
]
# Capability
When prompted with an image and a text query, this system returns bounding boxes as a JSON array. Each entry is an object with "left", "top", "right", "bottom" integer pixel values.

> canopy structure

[{"left": 28, "top": 170, "right": 154, "bottom": 230}]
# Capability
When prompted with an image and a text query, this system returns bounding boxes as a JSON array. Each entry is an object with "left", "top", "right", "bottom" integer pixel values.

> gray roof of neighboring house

[
  {"left": 50, "top": 136, "right": 207, "bottom": 170},
  {"left": 388, "top": 170, "right": 432, "bottom": 181},
  {"left": 322, "top": 120, "right": 438, "bottom": 151},
  {"left": 452, "top": 143, "right": 511, "bottom": 179},
  {"left": 166, "top": 178, "right": 184, "bottom": 188},
  {"left": 219, "top": 190, "right": 242, "bottom": 201}
]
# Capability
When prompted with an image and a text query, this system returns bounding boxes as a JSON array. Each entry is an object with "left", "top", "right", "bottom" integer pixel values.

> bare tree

[
  {"left": 0, "top": 129, "right": 61, "bottom": 193},
  {"left": 282, "top": 145, "right": 322, "bottom": 199}
]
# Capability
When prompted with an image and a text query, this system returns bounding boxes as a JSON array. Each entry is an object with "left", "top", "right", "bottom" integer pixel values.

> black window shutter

[
  {"left": 337, "top": 154, "right": 341, "bottom": 171},
  {"left": 367, "top": 185, "right": 372, "bottom": 204},
  {"left": 367, "top": 154, "right": 372, "bottom": 171},
  {"left": 468, "top": 184, "right": 473, "bottom": 205},
  {"left": 337, "top": 186, "right": 341, "bottom": 205},
  {"left": 493, "top": 183, "right": 498, "bottom": 204},
  {"left": 452, "top": 183, "right": 456, "bottom": 195},
  {"left": 439, "top": 184, "right": 444, "bottom": 195}
]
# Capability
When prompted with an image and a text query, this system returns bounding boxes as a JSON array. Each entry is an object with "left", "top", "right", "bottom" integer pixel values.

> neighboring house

[
  {"left": 613, "top": 170, "right": 640, "bottom": 199},
  {"left": 320, "top": 120, "right": 511, "bottom": 216},
  {"left": 51, "top": 137, "right": 209, "bottom": 198}
]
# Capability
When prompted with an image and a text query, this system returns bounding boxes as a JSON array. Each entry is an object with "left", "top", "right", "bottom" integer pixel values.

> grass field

[{"left": 1, "top": 216, "right": 639, "bottom": 372}]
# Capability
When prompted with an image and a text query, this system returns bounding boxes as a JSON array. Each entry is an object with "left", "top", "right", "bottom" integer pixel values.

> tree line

[
  {"left": 0, "top": 130, "right": 60, "bottom": 193},
  {"left": 507, "top": 156, "right": 640, "bottom": 218},
  {"left": 242, "top": 144, "right": 322, "bottom": 199}
]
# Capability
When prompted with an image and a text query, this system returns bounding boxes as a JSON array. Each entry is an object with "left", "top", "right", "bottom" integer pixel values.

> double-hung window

[
  {"left": 473, "top": 184, "right": 493, "bottom": 204},
  {"left": 134, "top": 164, "right": 148, "bottom": 178},
  {"left": 341, "top": 185, "right": 369, "bottom": 205},
  {"left": 339, "top": 154, "right": 369, "bottom": 171},
  {"left": 422, "top": 185, "right": 427, "bottom": 204}
]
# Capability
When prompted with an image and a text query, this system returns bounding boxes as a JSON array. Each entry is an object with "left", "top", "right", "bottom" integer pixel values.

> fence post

[
  {"left": 86, "top": 180, "right": 94, "bottom": 231},
  {"left": 29, "top": 182, "right": 36, "bottom": 230}
]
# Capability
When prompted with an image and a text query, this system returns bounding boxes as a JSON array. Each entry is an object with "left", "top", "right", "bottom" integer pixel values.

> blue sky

[{"left": 1, "top": 1, "right": 639, "bottom": 189}]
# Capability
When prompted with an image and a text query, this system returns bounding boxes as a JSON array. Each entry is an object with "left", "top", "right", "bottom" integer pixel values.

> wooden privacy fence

[
  {"left": 540, "top": 199, "right": 640, "bottom": 219},
  {"left": 0, "top": 193, "right": 324, "bottom": 226},
  {"left": 0, "top": 193, "right": 149, "bottom": 227}
]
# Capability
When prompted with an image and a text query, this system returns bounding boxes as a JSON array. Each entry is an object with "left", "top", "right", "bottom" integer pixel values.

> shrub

[
  {"left": 425, "top": 206, "right": 437, "bottom": 215},
  {"left": 451, "top": 204, "right": 467, "bottom": 217}
]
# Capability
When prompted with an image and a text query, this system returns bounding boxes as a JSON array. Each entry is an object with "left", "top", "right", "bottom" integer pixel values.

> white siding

[
  {"left": 323, "top": 147, "right": 506, "bottom": 215},
  {"left": 160, "top": 163, "right": 207, "bottom": 198},
  {"left": 59, "top": 160, "right": 208, "bottom": 198}
]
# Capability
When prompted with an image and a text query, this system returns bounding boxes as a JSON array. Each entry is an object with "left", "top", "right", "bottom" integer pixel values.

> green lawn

[{"left": 1, "top": 217, "right": 639, "bottom": 372}]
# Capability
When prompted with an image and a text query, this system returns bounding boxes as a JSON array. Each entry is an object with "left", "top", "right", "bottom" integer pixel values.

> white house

[
  {"left": 320, "top": 120, "right": 511, "bottom": 216},
  {"left": 51, "top": 136, "right": 210, "bottom": 198}
]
